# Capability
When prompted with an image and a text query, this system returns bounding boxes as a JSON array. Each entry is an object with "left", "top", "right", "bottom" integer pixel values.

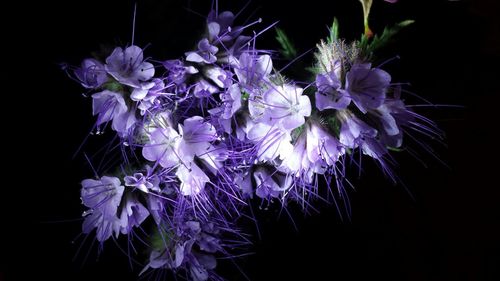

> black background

[{"left": 3, "top": 0, "right": 500, "bottom": 280}]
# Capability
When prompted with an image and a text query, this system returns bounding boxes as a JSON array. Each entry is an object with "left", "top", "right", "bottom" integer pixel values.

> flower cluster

[{"left": 67, "top": 2, "right": 442, "bottom": 280}]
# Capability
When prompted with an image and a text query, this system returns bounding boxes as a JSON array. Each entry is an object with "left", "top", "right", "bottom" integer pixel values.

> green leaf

[
  {"left": 275, "top": 27, "right": 298, "bottom": 60},
  {"left": 150, "top": 226, "right": 173, "bottom": 251},
  {"left": 387, "top": 146, "right": 405, "bottom": 152},
  {"left": 366, "top": 19, "right": 415, "bottom": 54},
  {"left": 357, "top": 19, "right": 414, "bottom": 59},
  {"left": 328, "top": 17, "right": 340, "bottom": 44},
  {"left": 325, "top": 114, "right": 341, "bottom": 137},
  {"left": 241, "top": 91, "right": 250, "bottom": 101},
  {"left": 102, "top": 80, "right": 125, "bottom": 92}
]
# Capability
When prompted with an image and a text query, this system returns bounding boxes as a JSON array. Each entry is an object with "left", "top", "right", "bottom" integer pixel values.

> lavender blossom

[
  {"left": 186, "top": 39, "right": 219, "bottom": 64},
  {"left": 176, "top": 163, "right": 210, "bottom": 196},
  {"left": 124, "top": 172, "right": 160, "bottom": 193},
  {"left": 280, "top": 122, "right": 344, "bottom": 179},
  {"left": 338, "top": 112, "right": 387, "bottom": 159},
  {"left": 234, "top": 53, "right": 273, "bottom": 88},
  {"left": 247, "top": 122, "right": 293, "bottom": 162},
  {"left": 315, "top": 70, "right": 351, "bottom": 110},
  {"left": 220, "top": 84, "right": 242, "bottom": 119},
  {"left": 67, "top": 5, "right": 440, "bottom": 281},
  {"left": 142, "top": 126, "right": 182, "bottom": 168},
  {"left": 105, "top": 45, "right": 155, "bottom": 87},
  {"left": 344, "top": 63, "right": 391, "bottom": 113},
  {"left": 118, "top": 195, "right": 149, "bottom": 234},
  {"left": 92, "top": 90, "right": 137, "bottom": 136},
  {"left": 162, "top": 59, "right": 199, "bottom": 86},
  {"left": 80, "top": 176, "right": 124, "bottom": 241},
  {"left": 74, "top": 58, "right": 108, "bottom": 89},
  {"left": 262, "top": 84, "right": 311, "bottom": 130},
  {"left": 141, "top": 218, "right": 225, "bottom": 281}
]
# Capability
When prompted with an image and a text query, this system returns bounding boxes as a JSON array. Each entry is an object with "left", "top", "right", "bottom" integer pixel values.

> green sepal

[
  {"left": 150, "top": 226, "right": 174, "bottom": 251},
  {"left": 327, "top": 17, "right": 340, "bottom": 44},
  {"left": 360, "top": 19, "right": 414, "bottom": 57},
  {"left": 275, "top": 27, "right": 298, "bottom": 60},
  {"left": 387, "top": 146, "right": 405, "bottom": 152},
  {"left": 325, "top": 114, "right": 342, "bottom": 137},
  {"left": 101, "top": 80, "right": 126, "bottom": 93}
]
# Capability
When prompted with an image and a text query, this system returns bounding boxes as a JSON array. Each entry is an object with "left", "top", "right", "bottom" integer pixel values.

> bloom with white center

[
  {"left": 105, "top": 45, "right": 155, "bottom": 88},
  {"left": 142, "top": 126, "right": 182, "bottom": 168},
  {"left": 262, "top": 84, "right": 311, "bottom": 130},
  {"left": 178, "top": 116, "right": 218, "bottom": 162},
  {"left": 80, "top": 176, "right": 125, "bottom": 242},
  {"left": 234, "top": 53, "right": 273, "bottom": 87},
  {"left": 176, "top": 163, "right": 210, "bottom": 196},
  {"left": 339, "top": 112, "right": 387, "bottom": 159},
  {"left": 91, "top": 90, "right": 138, "bottom": 136},
  {"left": 307, "top": 122, "right": 345, "bottom": 166},
  {"left": 246, "top": 122, "right": 293, "bottom": 162}
]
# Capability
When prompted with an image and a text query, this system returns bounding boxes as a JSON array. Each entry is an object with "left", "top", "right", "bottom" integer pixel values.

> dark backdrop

[{"left": 3, "top": 0, "right": 500, "bottom": 280}]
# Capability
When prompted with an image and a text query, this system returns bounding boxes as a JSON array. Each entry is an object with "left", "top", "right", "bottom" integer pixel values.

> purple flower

[
  {"left": 339, "top": 113, "right": 387, "bottom": 158},
  {"left": 344, "top": 63, "right": 391, "bottom": 113},
  {"left": 188, "top": 252, "right": 217, "bottom": 281},
  {"left": 92, "top": 90, "right": 137, "bottom": 136},
  {"left": 247, "top": 122, "right": 293, "bottom": 162},
  {"left": 234, "top": 53, "right": 273, "bottom": 87},
  {"left": 234, "top": 172, "right": 253, "bottom": 199},
  {"left": 207, "top": 11, "right": 238, "bottom": 42},
  {"left": 176, "top": 163, "right": 210, "bottom": 196},
  {"left": 315, "top": 71, "right": 351, "bottom": 110},
  {"left": 307, "top": 123, "right": 344, "bottom": 166},
  {"left": 178, "top": 116, "right": 217, "bottom": 158},
  {"left": 142, "top": 126, "right": 182, "bottom": 168},
  {"left": 198, "top": 143, "right": 228, "bottom": 174},
  {"left": 81, "top": 176, "right": 124, "bottom": 215},
  {"left": 279, "top": 124, "right": 343, "bottom": 179},
  {"left": 80, "top": 176, "right": 124, "bottom": 241},
  {"left": 279, "top": 132, "right": 313, "bottom": 177},
  {"left": 186, "top": 39, "right": 219, "bottom": 64},
  {"left": 118, "top": 195, "right": 149, "bottom": 235},
  {"left": 105, "top": 45, "right": 155, "bottom": 87},
  {"left": 204, "top": 10, "right": 252, "bottom": 64},
  {"left": 262, "top": 84, "right": 311, "bottom": 130},
  {"left": 253, "top": 167, "right": 291, "bottom": 199},
  {"left": 370, "top": 95, "right": 415, "bottom": 148},
  {"left": 74, "top": 58, "right": 108, "bottom": 89},
  {"left": 203, "top": 66, "right": 229, "bottom": 88},
  {"left": 146, "top": 195, "right": 165, "bottom": 225},
  {"left": 339, "top": 113, "right": 376, "bottom": 148},
  {"left": 82, "top": 211, "right": 121, "bottom": 242},
  {"left": 124, "top": 172, "right": 160, "bottom": 193},
  {"left": 193, "top": 79, "right": 219, "bottom": 98},
  {"left": 137, "top": 78, "right": 170, "bottom": 115},
  {"left": 130, "top": 81, "right": 156, "bottom": 101},
  {"left": 141, "top": 243, "right": 185, "bottom": 272},
  {"left": 143, "top": 116, "right": 217, "bottom": 168},
  {"left": 141, "top": 219, "right": 224, "bottom": 280},
  {"left": 220, "top": 84, "right": 242, "bottom": 119},
  {"left": 162, "top": 59, "right": 199, "bottom": 86}
]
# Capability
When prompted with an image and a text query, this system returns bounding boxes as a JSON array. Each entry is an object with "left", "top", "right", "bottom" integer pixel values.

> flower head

[
  {"left": 105, "top": 45, "right": 155, "bottom": 87},
  {"left": 315, "top": 70, "right": 351, "bottom": 110},
  {"left": 186, "top": 39, "right": 219, "bottom": 64},
  {"left": 262, "top": 84, "right": 311, "bottom": 130},
  {"left": 74, "top": 58, "right": 108, "bottom": 89},
  {"left": 80, "top": 176, "right": 124, "bottom": 241},
  {"left": 344, "top": 63, "right": 391, "bottom": 113}
]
